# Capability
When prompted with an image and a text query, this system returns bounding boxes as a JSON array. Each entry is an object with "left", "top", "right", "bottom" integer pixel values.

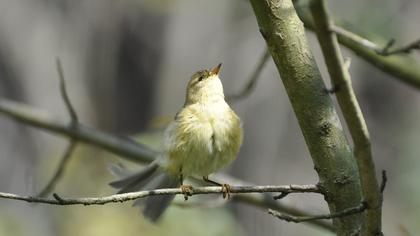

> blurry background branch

[
  {"left": 295, "top": 2, "right": 420, "bottom": 89},
  {"left": 226, "top": 49, "right": 270, "bottom": 101},
  {"left": 56, "top": 58, "right": 79, "bottom": 124},
  {"left": 233, "top": 193, "right": 334, "bottom": 231},
  {"left": 36, "top": 58, "right": 78, "bottom": 198},
  {"left": 268, "top": 202, "right": 367, "bottom": 223},
  {"left": 36, "top": 141, "right": 76, "bottom": 198},
  {"left": 331, "top": 26, "right": 420, "bottom": 57},
  {"left": 0, "top": 99, "right": 158, "bottom": 163},
  {"left": 378, "top": 38, "right": 420, "bottom": 56}
]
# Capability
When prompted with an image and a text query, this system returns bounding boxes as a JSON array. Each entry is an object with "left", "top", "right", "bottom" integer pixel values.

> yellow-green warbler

[{"left": 110, "top": 64, "right": 243, "bottom": 221}]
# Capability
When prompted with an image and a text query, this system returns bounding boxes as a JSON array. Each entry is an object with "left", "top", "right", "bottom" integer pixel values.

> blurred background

[{"left": 0, "top": 0, "right": 419, "bottom": 235}]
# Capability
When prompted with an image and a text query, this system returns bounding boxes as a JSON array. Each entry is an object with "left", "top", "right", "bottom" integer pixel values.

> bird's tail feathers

[
  {"left": 138, "top": 172, "right": 179, "bottom": 221},
  {"left": 109, "top": 161, "right": 159, "bottom": 194},
  {"left": 108, "top": 161, "right": 179, "bottom": 222}
]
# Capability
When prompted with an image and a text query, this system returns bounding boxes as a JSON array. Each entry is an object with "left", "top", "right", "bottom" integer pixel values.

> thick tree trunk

[{"left": 249, "top": 0, "right": 363, "bottom": 234}]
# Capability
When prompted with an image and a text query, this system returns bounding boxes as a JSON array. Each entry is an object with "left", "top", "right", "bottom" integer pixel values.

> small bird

[{"left": 110, "top": 63, "right": 243, "bottom": 222}]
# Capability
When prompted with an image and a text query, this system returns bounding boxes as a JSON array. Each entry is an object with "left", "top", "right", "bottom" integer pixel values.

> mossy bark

[
  {"left": 249, "top": 0, "right": 362, "bottom": 234},
  {"left": 310, "top": 0, "right": 382, "bottom": 234}
]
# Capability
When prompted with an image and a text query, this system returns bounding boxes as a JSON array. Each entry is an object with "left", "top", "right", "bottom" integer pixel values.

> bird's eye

[{"left": 198, "top": 76, "right": 205, "bottom": 82}]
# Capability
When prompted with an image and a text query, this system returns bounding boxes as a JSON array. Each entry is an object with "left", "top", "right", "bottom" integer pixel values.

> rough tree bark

[{"left": 249, "top": 0, "right": 363, "bottom": 235}]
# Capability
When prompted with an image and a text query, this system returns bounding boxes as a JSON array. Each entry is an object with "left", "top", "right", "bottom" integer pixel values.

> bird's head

[{"left": 185, "top": 63, "right": 224, "bottom": 105}]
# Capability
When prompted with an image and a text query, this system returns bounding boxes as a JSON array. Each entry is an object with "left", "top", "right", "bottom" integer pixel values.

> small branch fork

[
  {"left": 331, "top": 25, "right": 420, "bottom": 57},
  {"left": 378, "top": 38, "right": 420, "bottom": 56},
  {"left": 0, "top": 184, "right": 320, "bottom": 206},
  {"left": 330, "top": 25, "right": 381, "bottom": 52},
  {"left": 35, "top": 58, "right": 79, "bottom": 197},
  {"left": 269, "top": 202, "right": 367, "bottom": 223}
]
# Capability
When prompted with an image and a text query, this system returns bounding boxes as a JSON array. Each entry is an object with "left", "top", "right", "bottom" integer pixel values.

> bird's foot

[
  {"left": 221, "top": 184, "right": 231, "bottom": 199},
  {"left": 203, "top": 176, "right": 232, "bottom": 200},
  {"left": 180, "top": 184, "right": 193, "bottom": 201}
]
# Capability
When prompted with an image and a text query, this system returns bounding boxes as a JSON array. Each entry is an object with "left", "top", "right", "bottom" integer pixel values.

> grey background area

[{"left": 0, "top": 0, "right": 419, "bottom": 235}]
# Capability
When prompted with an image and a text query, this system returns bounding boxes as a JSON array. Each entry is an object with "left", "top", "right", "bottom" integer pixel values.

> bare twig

[
  {"left": 268, "top": 202, "right": 367, "bottom": 223},
  {"left": 297, "top": 6, "right": 420, "bottom": 90},
  {"left": 56, "top": 58, "right": 78, "bottom": 124},
  {"left": 36, "top": 141, "right": 77, "bottom": 197},
  {"left": 0, "top": 184, "right": 320, "bottom": 206},
  {"left": 378, "top": 38, "right": 420, "bottom": 56},
  {"left": 330, "top": 25, "right": 381, "bottom": 51},
  {"left": 380, "top": 170, "right": 387, "bottom": 194},
  {"left": 310, "top": 0, "right": 382, "bottom": 234},
  {"left": 197, "top": 174, "right": 333, "bottom": 231},
  {"left": 36, "top": 59, "right": 80, "bottom": 197},
  {"left": 226, "top": 49, "right": 270, "bottom": 101},
  {"left": 332, "top": 26, "right": 420, "bottom": 57},
  {"left": 378, "top": 39, "right": 396, "bottom": 55}
]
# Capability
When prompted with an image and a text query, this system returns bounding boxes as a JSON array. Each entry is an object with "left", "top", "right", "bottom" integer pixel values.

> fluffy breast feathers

[{"left": 161, "top": 102, "right": 243, "bottom": 176}]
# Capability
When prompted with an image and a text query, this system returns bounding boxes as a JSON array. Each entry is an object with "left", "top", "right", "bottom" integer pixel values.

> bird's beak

[{"left": 210, "top": 63, "right": 222, "bottom": 76}]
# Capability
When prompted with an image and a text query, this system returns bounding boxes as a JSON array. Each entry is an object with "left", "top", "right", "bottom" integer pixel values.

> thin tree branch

[
  {"left": 329, "top": 25, "right": 381, "bottom": 52},
  {"left": 56, "top": 58, "right": 78, "bottom": 124},
  {"left": 331, "top": 27, "right": 420, "bottom": 57},
  {"left": 268, "top": 202, "right": 367, "bottom": 223},
  {"left": 0, "top": 99, "right": 334, "bottom": 232},
  {"left": 310, "top": 1, "right": 382, "bottom": 235},
  {"left": 226, "top": 49, "right": 270, "bottom": 101},
  {"left": 36, "top": 141, "right": 77, "bottom": 197},
  {"left": 36, "top": 59, "right": 80, "bottom": 197},
  {"left": 296, "top": 6, "right": 420, "bottom": 90},
  {"left": 0, "top": 184, "right": 320, "bottom": 205},
  {"left": 199, "top": 174, "right": 333, "bottom": 231},
  {"left": 378, "top": 38, "right": 420, "bottom": 56},
  {"left": 235, "top": 193, "right": 334, "bottom": 231}
]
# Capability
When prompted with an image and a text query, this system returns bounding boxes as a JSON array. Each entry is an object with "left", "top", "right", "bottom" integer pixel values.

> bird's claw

[
  {"left": 221, "top": 184, "right": 231, "bottom": 199},
  {"left": 180, "top": 184, "right": 193, "bottom": 201},
  {"left": 202, "top": 176, "right": 231, "bottom": 199}
]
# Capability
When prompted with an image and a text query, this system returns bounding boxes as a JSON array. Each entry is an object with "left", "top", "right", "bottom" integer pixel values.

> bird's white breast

[{"left": 161, "top": 101, "right": 242, "bottom": 177}]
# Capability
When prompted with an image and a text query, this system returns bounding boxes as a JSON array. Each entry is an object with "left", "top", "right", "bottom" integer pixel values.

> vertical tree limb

[
  {"left": 248, "top": 0, "right": 362, "bottom": 235},
  {"left": 309, "top": 0, "right": 382, "bottom": 235}
]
